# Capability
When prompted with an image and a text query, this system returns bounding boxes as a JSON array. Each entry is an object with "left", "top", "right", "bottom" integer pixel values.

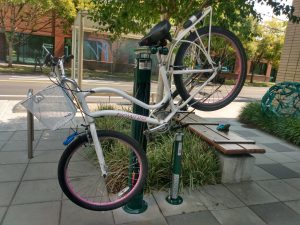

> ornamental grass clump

[
  {"left": 239, "top": 102, "right": 300, "bottom": 146},
  {"left": 95, "top": 105, "right": 221, "bottom": 191}
]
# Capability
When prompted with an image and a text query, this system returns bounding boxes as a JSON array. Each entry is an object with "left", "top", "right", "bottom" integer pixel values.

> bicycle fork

[{"left": 89, "top": 123, "right": 108, "bottom": 177}]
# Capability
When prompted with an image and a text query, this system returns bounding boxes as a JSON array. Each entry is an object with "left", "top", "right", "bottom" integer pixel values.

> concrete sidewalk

[{"left": 0, "top": 100, "right": 300, "bottom": 225}]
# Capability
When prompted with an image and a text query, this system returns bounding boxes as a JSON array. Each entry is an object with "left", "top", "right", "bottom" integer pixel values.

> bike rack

[{"left": 27, "top": 89, "right": 34, "bottom": 159}]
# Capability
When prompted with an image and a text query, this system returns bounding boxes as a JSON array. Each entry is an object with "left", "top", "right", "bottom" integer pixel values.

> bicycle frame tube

[
  {"left": 166, "top": 6, "right": 214, "bottom": 68},
  {"left": 53, "top": 7, "right": 217, "bottom": 176},
  {"left": 83, "top": 87, "right": 170, "bottom": 110},
  {"left": 89, "top": 123, "right": 108, "bottom": 176},
  {"left": 54, "top": 7, "right": 216, "bottom": 127}
]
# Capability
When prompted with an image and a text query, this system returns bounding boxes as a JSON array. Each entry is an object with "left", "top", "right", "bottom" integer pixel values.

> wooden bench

[{"left": 175, "top": 113, "right": 265, "bottom": 183}]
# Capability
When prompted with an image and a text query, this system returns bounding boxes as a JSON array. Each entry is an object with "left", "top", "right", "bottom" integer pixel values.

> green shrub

[
  {"left": 239, "top": 102, "right": 300, "bottom": 146},
  {"left": 146, "top": 131, "right": 220, "bottom": 191},
  {"left": 244, "top": 82, "right": 275, "bottom": 87},
  {"left": 95, "top": 105, "right": 221, "bottom": 191}
]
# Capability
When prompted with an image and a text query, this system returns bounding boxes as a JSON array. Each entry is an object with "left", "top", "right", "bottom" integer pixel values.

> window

[
  {"left": 83, "top": 40, "right": 102, "bottom": 61},
  {"left": 10, "top": 33, "right": 54, "bottom": 64},
  {"left": 64, "top": 38, "right": 72, "bottom": 56}
]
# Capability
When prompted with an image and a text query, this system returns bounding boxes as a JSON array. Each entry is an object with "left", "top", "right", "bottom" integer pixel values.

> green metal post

[
  {"left": 166, "top": 132, "right": 183, "bottom": 205},
  {"left": 123, "top": 48, "right": 151, "bottom": 214}
]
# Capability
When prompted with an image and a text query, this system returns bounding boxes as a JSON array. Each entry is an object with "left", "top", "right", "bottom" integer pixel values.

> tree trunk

[
  {"left": 250, "top": 61, "right": 255, "bottom": 83},
  {"left": 7, "top": 39, "right": 13, "bottom": 67}
]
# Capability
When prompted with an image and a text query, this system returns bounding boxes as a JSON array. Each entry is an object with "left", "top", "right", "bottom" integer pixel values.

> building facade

[
  {"left": 277, "top": 0, "right": 300, "bottom": 82},
  {"left": 0, "top": 10, "right": 140, "bottom": 74},
  {"left": 0, "top": 12, "right": 70, "bottom": 64}
]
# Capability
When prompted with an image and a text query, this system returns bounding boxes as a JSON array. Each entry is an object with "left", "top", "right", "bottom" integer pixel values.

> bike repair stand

[
  {"left": 166, "top": 132, "right": 183, "bottom": 205},
  {"left": 123, "top": 48, "right": 151, "bottom": 214}
]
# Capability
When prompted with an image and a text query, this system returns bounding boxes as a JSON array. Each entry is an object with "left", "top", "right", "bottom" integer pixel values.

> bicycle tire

[
  {"left": 58, "top": 130, "right": 148, "bottom": 211},
  {"left": 173, "top": 26, "right": 247, "bottom": 111}
]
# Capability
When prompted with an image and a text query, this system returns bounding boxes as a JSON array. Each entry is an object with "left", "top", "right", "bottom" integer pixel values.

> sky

[{"left": 254, "top": 0, "right": 294, "bottom": 21}]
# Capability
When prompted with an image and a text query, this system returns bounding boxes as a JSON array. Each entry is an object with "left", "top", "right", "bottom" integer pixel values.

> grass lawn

[
  {"left": 239, "top": 102, "right": 300, "bottom": 146},
  {"left": 95, "top": 105, "right": 221, "bottom": 191},
  {"left": 244, "top": 81, "right": 275, "bottom": 87},
  {"left": 0, "top": 64, "right": 44, "bottom": 74}
]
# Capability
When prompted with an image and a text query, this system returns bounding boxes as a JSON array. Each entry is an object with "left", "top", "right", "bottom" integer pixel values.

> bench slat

[
  {"left": 219, "top": 144, "right": 245, "bottom": 150},
  {"left": 239, "top": 144, "right": 265, "bottom": 153},
  {"left": 190, "top": 125, "right": 228, "bottom": 141},
  {"left": 176, "top": 113, "right": 265, "bottom": 155},
  {"left": 206, "top": 125, "right": 249, "bottom": 141},
  {"left": 213, "top": 140, "right": 256, "bottom": 144}
]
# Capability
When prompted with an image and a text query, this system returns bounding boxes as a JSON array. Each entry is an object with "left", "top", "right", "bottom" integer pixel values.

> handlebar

[
  {"left": 42, "top": 45, "right": 73, "bottom": 66},
  {"left": 183, "top": 11, "right": 202, "bottom": 29}
]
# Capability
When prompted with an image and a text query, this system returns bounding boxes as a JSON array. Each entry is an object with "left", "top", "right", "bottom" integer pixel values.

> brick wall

[
  {"left": 0, "top": 7, "right": 70, "bottom": 62},
  {"left": 277, "top": 0, "right": 300, "bottom": 82}
]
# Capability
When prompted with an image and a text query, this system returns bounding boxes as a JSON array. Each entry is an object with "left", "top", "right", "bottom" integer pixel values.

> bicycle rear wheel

[
  {"left": 173, "top": 26, "right": 247, "bottom": 111},
  {"left": 58, "top": 130, "right": 148, "bottom": 211}
]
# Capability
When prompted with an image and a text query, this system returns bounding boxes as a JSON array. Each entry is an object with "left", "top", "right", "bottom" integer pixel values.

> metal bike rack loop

[{"left": 27, "top": 89, "right": 34, "bottom": 159}]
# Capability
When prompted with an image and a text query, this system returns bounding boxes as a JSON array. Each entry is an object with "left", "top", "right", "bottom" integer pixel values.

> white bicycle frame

[{"left": 50, "top": 6, "right": 218, "bottom": 176}]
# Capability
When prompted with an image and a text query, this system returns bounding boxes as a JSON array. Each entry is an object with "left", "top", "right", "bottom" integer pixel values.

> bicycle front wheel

[
  {"left": 174, "top": 26, "right": 247, "bottom": 111},
  {"left": 58, "top": 130, "right": 148, "bottom": 211}
]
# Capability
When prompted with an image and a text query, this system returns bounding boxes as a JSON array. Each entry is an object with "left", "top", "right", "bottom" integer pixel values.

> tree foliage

[
  {"left": 245, "top": 18, "right": 286, "bottom": 82},
  {"left": 88, "top": 0, "right": 299, "bottom": 40},
  {"left": 0, "top": 0, "right": 77, "bottom": 66}
]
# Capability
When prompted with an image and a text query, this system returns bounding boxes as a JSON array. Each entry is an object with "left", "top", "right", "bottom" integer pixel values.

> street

[{"left": 0, "top": 74, "right": 269, "bottom": 103}]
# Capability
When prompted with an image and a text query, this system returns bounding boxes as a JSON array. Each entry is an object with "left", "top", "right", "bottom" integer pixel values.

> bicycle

[{"left": 21, "top": 6, "right": 246, "bottom": 211}]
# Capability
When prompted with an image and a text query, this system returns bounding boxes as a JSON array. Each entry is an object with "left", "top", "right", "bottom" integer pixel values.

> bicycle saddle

[{"left": 139, "top": 20, "right": 172, "bottom": 46}]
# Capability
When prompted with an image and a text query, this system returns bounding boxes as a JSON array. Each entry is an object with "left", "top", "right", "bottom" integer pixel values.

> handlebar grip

[{"left": 183, "top": 11, "right": 202, "bottom": 29}]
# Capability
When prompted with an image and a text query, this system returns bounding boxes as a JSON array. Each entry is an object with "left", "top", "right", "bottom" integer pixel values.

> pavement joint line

[
  {"left": 0, "top": 162, "right": 29, "bottom": 166},
  {"left": 0, "top": 177, "right": 58, "bottom": 183},
  {"left": 284, "top": 201, "right": 300, "bottom": 215},
  {"left": 9, "top": 200, "right": 62, "bottom": 207},
  {"left": 0, "top": 127, "right": 61, "bottom": 224},
  {"left": 152, "top": 192, "right": 166, "bottom": 217},
  {"left": 248, "top": 206, "right": 270, "bottom": 225},
  {"left": 32, "top": 130, "right": 46, "bottom": 153},
  {"left": 58, "top": 192, "right": 63, "bottom": 225},
  {"left": 222, "top": 183, "right": 252, "bottom": 207},
  {"left": 253, "top": 180, "right": 282, "bottom": 202},
  {"left": 255, "top": 179, "right": 300, "bottom": 202},
  {"left": 26, "top": 161, "right": 59, "bottom": 165},
  {"left": 0, "top": 153, "right": 31, "bottom": 225},
  {"left": 0, "top": 131, "right": 16, "bottom": 151},
  {"left": 245, "top": 199, "right": 300, "bottom": 221}
]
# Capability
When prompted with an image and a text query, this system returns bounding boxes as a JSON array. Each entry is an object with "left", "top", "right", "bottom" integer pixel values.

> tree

[
  {"left": 89, "top": 0, "right": 299, "bottom": 100},
  {"left": 88, "top": 0, "right": 299, "bottom": 39},
  {"left": 0, "top": 0, "right": 76, "bottom": 67},
  {"left": 245, "top": 19, "right": 286, "bottom": 83}
]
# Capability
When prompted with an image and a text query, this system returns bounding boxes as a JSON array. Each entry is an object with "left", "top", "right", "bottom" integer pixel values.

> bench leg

[{"left": 217, "top": 153, "right": 255, "bottom": 183}]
